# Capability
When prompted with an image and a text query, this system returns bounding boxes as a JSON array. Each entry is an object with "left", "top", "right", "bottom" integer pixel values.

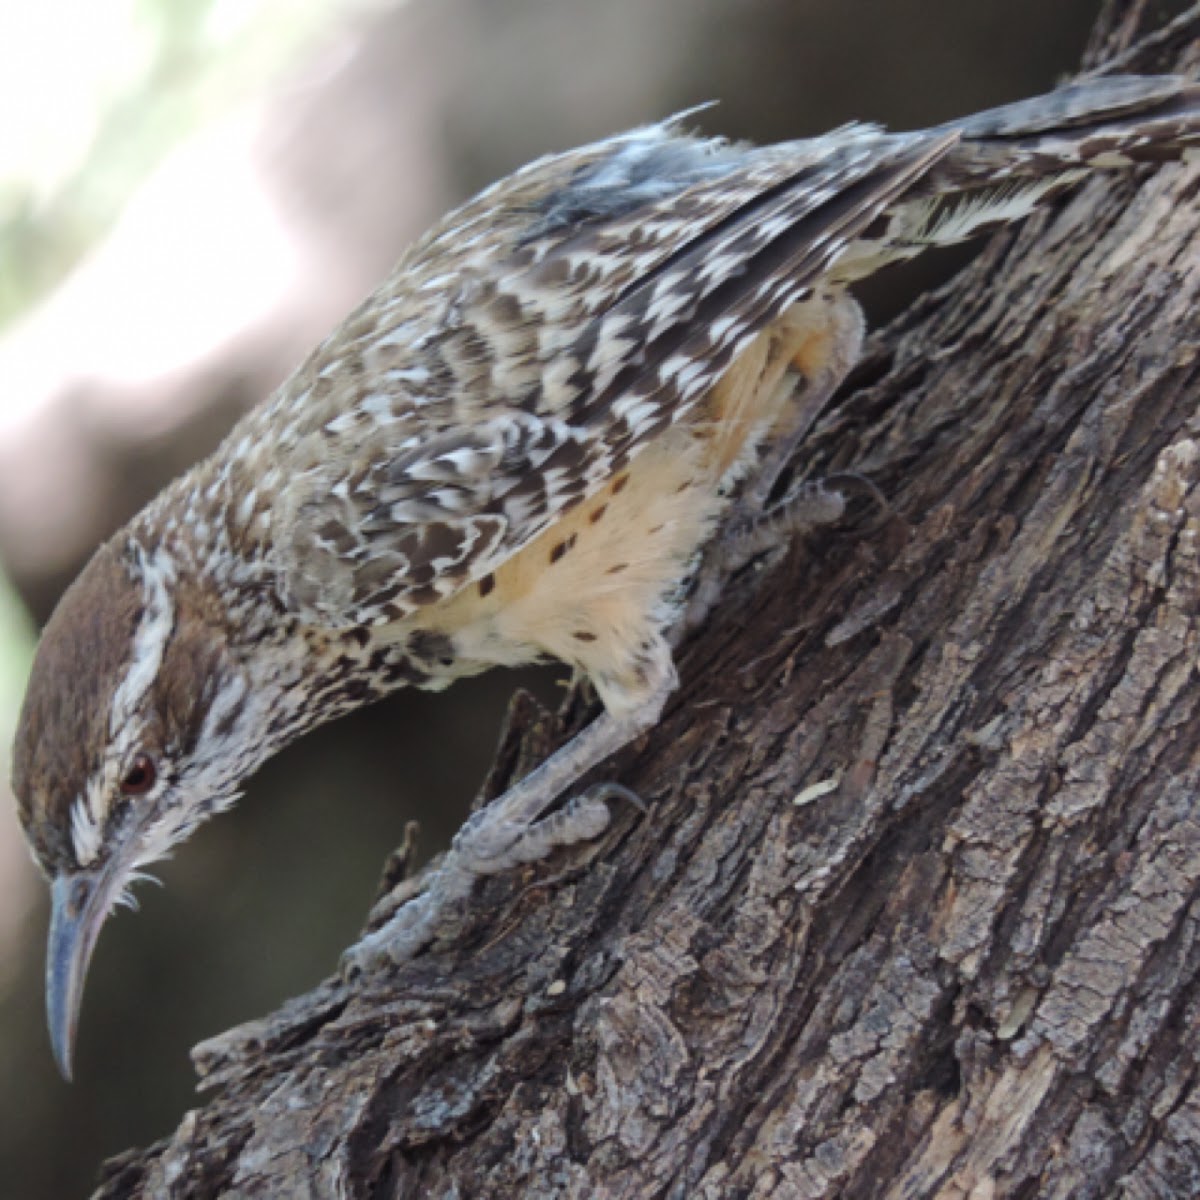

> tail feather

[
  {"left": 831, "top": 74, "right": 1200, "bottom": 276},
  {"left": 944, "top": 75, "right": 1198, "bottom": 138},
  {"left": 928, "top": 74, "right": 1200, "bottom": 190}
]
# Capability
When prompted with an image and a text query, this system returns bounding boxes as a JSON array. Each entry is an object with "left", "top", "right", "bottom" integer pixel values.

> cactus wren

[{"left": 12, "top": 75, "right": 1200, "bottom": 1076}]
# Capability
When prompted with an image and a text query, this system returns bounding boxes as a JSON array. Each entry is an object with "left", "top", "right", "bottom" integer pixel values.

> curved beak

[{"left": 46, "top": 871, "right": 110, "bottom": 1080}]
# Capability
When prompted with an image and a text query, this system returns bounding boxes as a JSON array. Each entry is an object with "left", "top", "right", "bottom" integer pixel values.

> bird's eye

[{"left": 120, "top": 754, "right": 157, "bottom": 796}]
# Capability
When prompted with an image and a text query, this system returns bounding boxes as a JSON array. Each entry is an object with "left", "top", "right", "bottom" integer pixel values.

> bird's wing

[{"left": 269, "top": 120, "right": 956, "bottom": 626}]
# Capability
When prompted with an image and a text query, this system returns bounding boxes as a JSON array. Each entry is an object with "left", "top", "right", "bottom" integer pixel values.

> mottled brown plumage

[
  {"left": 12, "top": 74, "right": 1200, "bottom": 1077},
  {"left": 13, "top": 541, "right": 140, "bottom": 868}
]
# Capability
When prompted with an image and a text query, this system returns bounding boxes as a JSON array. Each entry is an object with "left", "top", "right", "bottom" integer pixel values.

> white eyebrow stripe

[
  {"left": 109, "top": 545, "right": 177, "bottom": 734},
  {"left": 74, "top": 543, "right": 181, "bottom": 860}
]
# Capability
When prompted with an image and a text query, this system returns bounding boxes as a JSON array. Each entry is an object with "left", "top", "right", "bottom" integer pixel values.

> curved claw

[
  {"left": 818, "top": 470, "right": 892, "bottom": 524},
  {"left": 581, "top": 780, "right": 648, "bottom": 814}
]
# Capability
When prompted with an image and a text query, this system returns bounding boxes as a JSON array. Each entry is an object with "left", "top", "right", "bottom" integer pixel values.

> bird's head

[{"left": 11, "top": 534, "right": 266, "bottom": 1078}]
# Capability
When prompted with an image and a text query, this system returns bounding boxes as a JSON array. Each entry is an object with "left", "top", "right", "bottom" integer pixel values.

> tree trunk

[{"left": 93, "top": 10, "right": 1200, "bottom": 1199}]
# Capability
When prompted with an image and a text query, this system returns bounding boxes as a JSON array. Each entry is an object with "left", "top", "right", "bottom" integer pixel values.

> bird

[{"left": 11, "top": 73, "right": 1200, "bottom": 1079}]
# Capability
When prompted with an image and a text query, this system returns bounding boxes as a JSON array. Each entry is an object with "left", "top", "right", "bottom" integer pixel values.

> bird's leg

[
  {"left": 343, "top": 657, "right": 674, "bottom": 973},
  {"left": 677, "top": 479, "right": 849, "bottom": 644},
  {"left": 678, "top": 293, "right": 867, "bottom": 641}
]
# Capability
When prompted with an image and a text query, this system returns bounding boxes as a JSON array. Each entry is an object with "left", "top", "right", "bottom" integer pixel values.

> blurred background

[{"left": 0, "top": 0, "right": 1131, "bottom": 1193}]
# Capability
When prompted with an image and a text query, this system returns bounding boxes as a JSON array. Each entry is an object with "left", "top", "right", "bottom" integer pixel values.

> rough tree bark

[{"left": 94, "top": 8, "right": 1200, "bottom": 1198}]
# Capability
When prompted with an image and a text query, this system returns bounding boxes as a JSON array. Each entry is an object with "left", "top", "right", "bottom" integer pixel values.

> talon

[
  {"left": 339, "top": 940, "right": 372, "bottom": 981},
  {"left": 766, "top": 480, "right": 847, "bottom": 531},
  {"left": 819, "top": 471, "right": 891, "bottom": 522},
  {"left": 582, "top": 780, "right": 648, "bottom": 814}
]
